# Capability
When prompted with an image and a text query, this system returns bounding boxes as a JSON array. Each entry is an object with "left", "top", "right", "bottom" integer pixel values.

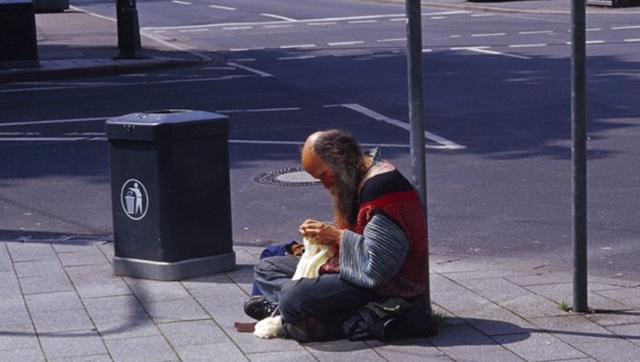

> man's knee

[{"left": 279, "top": 280, "right": 311, "bottom": 322}]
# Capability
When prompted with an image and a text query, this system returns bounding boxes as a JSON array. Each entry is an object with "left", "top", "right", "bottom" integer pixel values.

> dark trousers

[{"left": 253, "top": 255, "right": 376, "bottom": 341}]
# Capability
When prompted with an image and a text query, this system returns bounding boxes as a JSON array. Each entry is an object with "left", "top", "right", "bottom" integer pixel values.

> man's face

[{"left": 301, "top": 139, "right": 334, "bottom": 190}]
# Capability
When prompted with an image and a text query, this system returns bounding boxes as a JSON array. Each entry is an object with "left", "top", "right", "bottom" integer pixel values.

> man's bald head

[{"left": 300, "top": 130, "right": 366, "bottom": 227}]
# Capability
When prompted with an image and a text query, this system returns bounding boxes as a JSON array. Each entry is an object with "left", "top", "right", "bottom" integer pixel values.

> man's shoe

[{"left": 243, "top": 296, "right": 277, "bottom": 320}]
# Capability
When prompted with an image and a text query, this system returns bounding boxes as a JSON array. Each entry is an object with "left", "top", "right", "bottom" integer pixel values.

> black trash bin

[
  {"left": 106, "top": 110, "right": 236, "bottom": 280},
  {"left": 0, "top": 0, "right": 39, "bottom": 69}
]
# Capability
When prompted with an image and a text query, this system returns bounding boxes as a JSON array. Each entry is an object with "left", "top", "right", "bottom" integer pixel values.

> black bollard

[{"left": 116, "top": 0, "right": 141, "bottom": 59}]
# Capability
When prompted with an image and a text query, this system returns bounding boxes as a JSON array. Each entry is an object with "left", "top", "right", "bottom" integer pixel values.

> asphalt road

[{"left": 1, "top": 0, "right": 640, "bottom": 280}]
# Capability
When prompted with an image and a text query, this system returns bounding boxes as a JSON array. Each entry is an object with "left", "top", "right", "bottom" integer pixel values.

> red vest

[{"left": 354, "top": 189, "right": 427, "bottom": 298}]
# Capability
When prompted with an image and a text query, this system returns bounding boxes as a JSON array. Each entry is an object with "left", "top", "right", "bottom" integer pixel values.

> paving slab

[
  {"left": 157, "top": 320, "right": 228, "bottom": 347},
  {"left": 24, "top": 291, "right": 84, "bottom": 312},
  {"left": 6, "top": 242, "right": 56, "bottom": 262},
  {"left": 18, "top": 274, "right": 74, "bottom": 294},
  {"left": 30, "top": 307, "right": 94, "bottom": 333},
  {"left": 304, "top": 340, "right": 387, "bottom": 362},
  {"left": 366, "top": 339, "right": 453, "bottom": 362},
  {"left": 246, "top": 349, "right": 317, "bottom": 362},
  {"left": 174, "top": 342, "right": 247, "bottom": 362},
  {"left": 103, "top": 335, "right": 178, "bottom": 362},
  {"left": 532, "top": 315, "right": 640, "bottom": 362},
  {"left": 39, "top": 330, "right": 108, "bottom": 359},
  {"left": 57, "top": 249, "right": 110, "bottom": 267},
  {"left": 0, "top": 347, "right": 46, "bottom": 362},
  {"left": 141, "top": 298, "right": 210, "bottom": 323},
  {"left": 126, "top": 279, "right": 193, "bottom": 303},
  {"left": 494, "top": 331, "right": 587, "bottom": 361},
  {"left": 428, "top": 324, "right": 524, "bottom": 362}
]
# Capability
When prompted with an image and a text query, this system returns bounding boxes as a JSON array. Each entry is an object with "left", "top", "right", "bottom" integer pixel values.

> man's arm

[{"left": 339, "top": 213, "right": 408, "bottom": 289}]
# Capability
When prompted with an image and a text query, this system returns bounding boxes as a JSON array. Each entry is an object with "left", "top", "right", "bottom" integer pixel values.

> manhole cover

[{"left": 253, "top": 167, "right": 320, "bottom": 187}]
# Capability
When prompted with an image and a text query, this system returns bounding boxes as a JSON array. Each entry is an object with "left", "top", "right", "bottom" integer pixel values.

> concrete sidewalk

[
  {"left": 0, "top": 7, "right": 208, "bottom": 83},
  {"left": 1, "top": 238, "right": 639, "bottom": 361}
]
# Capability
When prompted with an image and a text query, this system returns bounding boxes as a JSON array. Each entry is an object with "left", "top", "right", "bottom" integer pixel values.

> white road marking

[
  {"left": 471, "top": 13, "right": 494, "bottom": 17},
  {"left": 280, "top": 44, "right": 316, "bottom": 49},
  {"left": 508, "top": 43, "right": 547, "bottom": 48},
  {"left": 328, "top": 41, "right": 364, "bottom": 46},
  {"left": 171, "top": 0, "right": 191, "bottom": 5},
  {"left": 202, "top": 66, "right": 236, "bottom": 70},
  {"left": 422, "top": 49, "right": 433, "bottom": 53},
  {"left": 227, "top": 62, "right": 273, "bottom": 77},
  {"left": 449, "top": 35, "right": 461, "bottom": 38},
  {"left": 612, "top": 25, "right": 640, "bottom": 30},
  {"left": 0, "top": 75, "right": 254, "bottom": 94},
  {"left": 278, "top": 56, "right": 317, "bottom": 60},
  {"left": 209, "top": 5, "right": 236, "bottom": 10},
  {"left": 348, "top": 20, "right": 378, "bottom": 24},
  {"left": 471, "top": 32, "right": 506, "bottom": 37},
  {"left": 179, "top": 28, "right": 209, "bottom": 33},
  {"left": 389, "top": 18, "right": 406, "bottom": 22},
  {"left": 261, "top": 13, "right": 297, "bottom": 22},
  {"left": 624, "top": 38, "right": 640, "bottom": 42},
  {"left": 308, "top": 22, "right": 336, "bottom": 26},
  {"left": 0, "top": 137, "right": 89, "bottom": 142},
  {"left": 518, "top": 30, "right": 553, "bottom": 35},
  {"left": 265, "top": 24, "right": 294, "bottom": 29},
  {"left": 0, "top": 117, "right": 109, "bottom": 127},
  {"left": 142, "top": 11, "right": 467, "bottom": 31},
  {"left": 430, "top": 16, "right": 447, "bottom": 19},
  {"left": 333, "top": 103, "right": 465, "bottom": 150},
  {"left": 586, "top": 28, "right": 602, "bottom": 32},
  {"left": 228, "top": 139, "right": 449, "bottom": 149},
  {"left": 586, "top": 40, "right": 605, "bottom": 44},
  {"left": 0, "top": 135, "right": 451, "bottom": 149},
  {"left": 235, "top": 58, "right": 256, "bottom": 62},
  {"left": 377, "top": 38, "right": 405, "bottom": 42},
  {"left": 223, "top": 26, "right": 253, "bottom": 30},
  {"left": 452, "top": 46, "right": 531, "bottom": 59}
]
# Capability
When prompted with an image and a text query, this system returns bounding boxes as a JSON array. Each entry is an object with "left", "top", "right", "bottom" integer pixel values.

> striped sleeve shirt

[{"left": 339, "top": 213, "right": 409, "bottom": 289}]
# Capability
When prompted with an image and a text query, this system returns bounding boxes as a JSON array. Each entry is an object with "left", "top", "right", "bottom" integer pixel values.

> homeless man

[{"left": 244, "top": 129, "right": 431, "bottom": 342}]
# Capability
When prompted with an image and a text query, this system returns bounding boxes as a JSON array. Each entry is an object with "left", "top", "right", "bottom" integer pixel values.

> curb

[
  {"left": 0, "top": 57, "right": 206, "bottom": 83},
  {"left": 370, "top": 0, "right": 640, "bottom": 15}
]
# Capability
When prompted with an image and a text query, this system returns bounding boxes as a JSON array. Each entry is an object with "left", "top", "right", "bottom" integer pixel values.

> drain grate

[{"left": 253, "top": 167, "right": 321, "bottom": 187}]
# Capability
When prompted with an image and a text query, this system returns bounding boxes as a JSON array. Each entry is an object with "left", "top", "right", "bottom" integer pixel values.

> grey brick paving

[
  {"left": 533, "top": 315, "right": 640, "bottom": 362},
  {"left": 2, "top": 241, "right": 640, "bottom": 361},
  {"left": 0, "top": 347, "right": 46, "bottom": 361},
  {"left": 104, "top": 335, "right": 178, "bottom": 362},
  {"left": 494, "top": 331, "right": 587, "bottom": 361},
  {"left": 428, "top": 324, "right": 525, "bottom": 362},
  {"left": 19, "top": 274, "right": 75, "bottom": 294},
  {"left": 157, "top": 320, "right": 227, "bottom": 346},
  {"left": 48, "top": 354, "right": 114, "bottom": 362},
  {"left": 30, "top": 308, "right": 94, "bottom": 333},
  {"left": 305, "top": 340, "right": 387, "bottom": 362},
  {"left": 39, "top": 330, "right": 108, "bottom": 359},
  {"left": 6, "top": 242, "right": 56, "bottom": 262},
  {"left": 142, "top": 298, "right": 209, "bottom": 323},
  {"left": 57, "top": 249, "right": 109, "bottom": 267},
  {"left": 246, "top": 349, "right": 317, "bottom": 362},
  {"left": 174, "top": 343, "right": 247, "bottom": 362}
]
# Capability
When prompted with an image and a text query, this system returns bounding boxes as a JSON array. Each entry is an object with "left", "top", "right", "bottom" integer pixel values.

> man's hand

[{"left": 299, "top": 219, "right": 343, "bottom": 246}]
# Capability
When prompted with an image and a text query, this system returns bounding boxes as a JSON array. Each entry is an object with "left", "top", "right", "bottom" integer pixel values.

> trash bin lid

[{"left": 105, "top": 110, "right": 229, "bottom": 141}]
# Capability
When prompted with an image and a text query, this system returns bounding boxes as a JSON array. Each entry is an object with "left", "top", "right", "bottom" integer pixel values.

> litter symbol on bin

[{"left": 120, "top": 179, "right": 149, "bottom": 221}]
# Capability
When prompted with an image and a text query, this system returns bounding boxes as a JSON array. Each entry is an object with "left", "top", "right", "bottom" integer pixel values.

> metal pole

[
  {"left": 405, "top": 0, "right": 430, "bottom": 313},
  {"left": 572, "top": 0, "right": 588, "bottom": 313},
  {"left": 116, "top": 0, "right": 142, "bottom": 59}
]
